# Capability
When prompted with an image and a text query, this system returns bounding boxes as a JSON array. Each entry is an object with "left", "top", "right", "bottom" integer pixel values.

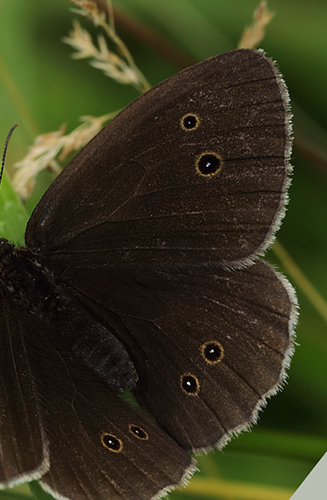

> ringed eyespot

[
  {"left": 101, "top": 433, "right": 123, "bottom": 453},
  {"left": 201, "top": 340, "right": 224, "bottom": 365},
  {"left": 180, "top": 113, "right": 200, "bottom": 131},
  {"left": 196, "top": 152, "right": 222, "bottom": 177},
  {"left": 129, "top": 424, "right": 149, "bottom": 440},
  {"left": 180, "top": 373, "right": 200, "bottom": 396}
]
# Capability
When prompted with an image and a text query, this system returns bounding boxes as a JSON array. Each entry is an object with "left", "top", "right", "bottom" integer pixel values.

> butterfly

[{"left": 0, "top": 49, "right": 297, "bottom": 500}]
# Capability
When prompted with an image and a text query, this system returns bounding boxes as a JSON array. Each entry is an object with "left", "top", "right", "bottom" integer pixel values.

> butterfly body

[
  {"left": 0, "top": 242, "right": 50, "bottom": 310},
  {"left": 0, "top": 49, "right": 297, "bottom": 500}
]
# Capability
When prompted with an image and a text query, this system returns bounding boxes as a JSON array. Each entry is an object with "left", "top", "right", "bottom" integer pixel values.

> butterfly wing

[
  {"left": 42, "top": 259, "right": 296, "bottom": 451},
  {"left": 32, "top": 335, "right": 193, "bottom": 500},
  {"left": 26, "top": 49, "right": 291, "bottom": 267},
  {"left": 21, "top": 49, "right": 295, "bottom": 455},
  {"left": 0, "top": 298, "right": 48, "bottom": 488},
  {"left": 0, "top": 291, "right": 193, "bottom": 499}
]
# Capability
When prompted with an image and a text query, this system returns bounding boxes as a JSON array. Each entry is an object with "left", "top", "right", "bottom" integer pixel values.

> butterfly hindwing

[
  {"left": 35, "top": 322, "right": 192, "bottom": 500},
  {"left": 43, "top": 259, "right": 296, "bottom": 451},
  {"left": 0, "top": 280, "right": 193, "bottom": 499},
  {"left": 33, "top": 333, "right": 194, "bottom": 500},
  {"left": 0, "top": 298, "right": 48, "bottom": 488}
]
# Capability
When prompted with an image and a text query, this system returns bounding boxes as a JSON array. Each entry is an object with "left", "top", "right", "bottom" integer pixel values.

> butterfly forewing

[{"left": 26, "top": 49, "right": 291, "bottom": 267}]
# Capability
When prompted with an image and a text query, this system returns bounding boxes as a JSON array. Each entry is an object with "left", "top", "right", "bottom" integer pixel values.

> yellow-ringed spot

[
  {"left": 101, "top": 432, "right": 123, "bottom": 453},
  {"left": 180, "top": 113, "right": 200, "bottom": 131},
  {"left": 180, "top": 373, "right": 200, "bottom": 396},
  {"left": 129, "top": 424, "right": 149, "bottom": 440},
  {"left": 201, "top": 340, "right": 224, "bottom": 365},
  {"left": 196, "top": 151, "right": 222, "bottom": 177}
]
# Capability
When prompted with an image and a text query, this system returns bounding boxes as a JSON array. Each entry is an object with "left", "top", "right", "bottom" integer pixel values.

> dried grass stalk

[
  {"left": 13, "top": 113, "right": 115, "bottom": 199},
  {"left": 66, "top": 0, "right": 150, "bottom": 92},
  {"left": 238, "top": 1, "right": 274, "bottom": 49},
  {"left": 13, "top": 0, "right": 150, "bottom": 199}
]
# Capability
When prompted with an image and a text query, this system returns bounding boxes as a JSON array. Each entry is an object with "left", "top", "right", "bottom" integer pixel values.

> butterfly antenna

[{"left": 0, "top": 123, "right": 19, "bottom": 186}]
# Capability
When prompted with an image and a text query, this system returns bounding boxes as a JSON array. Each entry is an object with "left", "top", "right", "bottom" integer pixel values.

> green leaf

[
  {"left": 29, "top": 482, "right": 56, "bottom": 500},
  {"left": 0, "top": 173, "right": 28, "bottom": 244}
]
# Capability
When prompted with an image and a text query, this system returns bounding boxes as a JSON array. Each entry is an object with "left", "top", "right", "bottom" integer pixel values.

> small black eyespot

[
  {"left": 180, "top": 373, "right": 200, "bottom": 396},
  {"left": 201, "top": 341, "right": 224, "bottom": 365},
  {"left": 196, "top": 152, "right": 222, "bottom": 177},
  {"left": 101, "top": 433, "right": 123, "bottom": 453},
  {"left": 129, "top": 425, "right": 149, "bottom": 440},
  {"left": 181, "top": 113, "right": 200, "bottom": 131}
]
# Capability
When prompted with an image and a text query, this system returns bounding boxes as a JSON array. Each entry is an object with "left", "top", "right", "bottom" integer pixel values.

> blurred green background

[{"left": 0, "top": 0, "right": 326, "bottom": 499}]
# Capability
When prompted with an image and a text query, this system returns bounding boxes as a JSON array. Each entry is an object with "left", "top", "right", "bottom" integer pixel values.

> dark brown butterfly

[{"left": 0, "top": 49, "right": 297, "bottom": 500}]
